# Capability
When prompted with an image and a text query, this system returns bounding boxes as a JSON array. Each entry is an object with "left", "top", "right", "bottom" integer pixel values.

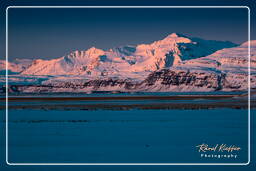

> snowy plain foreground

[{"left": 7, "top": 109, "right": 249, "bottom": 163}]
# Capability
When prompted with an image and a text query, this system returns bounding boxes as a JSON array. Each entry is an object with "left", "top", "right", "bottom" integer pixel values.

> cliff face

[
  {"left": 139, "top": 69, "right": 224, "bottom": 91},
  {"left": 3, "top": 69, "right": 252, "bottom": 93}
]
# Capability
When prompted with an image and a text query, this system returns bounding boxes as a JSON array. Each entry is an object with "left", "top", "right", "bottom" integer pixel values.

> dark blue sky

[
  {"left": 0, "top": 0, "right": 254, "bottom": 61},
  {"left": 7, "top": 7, "right": 249, "bottom": 60}
]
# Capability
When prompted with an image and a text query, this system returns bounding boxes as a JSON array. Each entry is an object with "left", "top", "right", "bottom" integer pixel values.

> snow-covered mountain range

[
  {"left": 1, "top": 33, "right": 255, "bottom": 93},
  {"left": 20, "top": 33, "right": 236, "bottom": 77}
]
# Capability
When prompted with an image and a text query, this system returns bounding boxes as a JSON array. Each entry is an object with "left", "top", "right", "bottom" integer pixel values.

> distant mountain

[
  {"left": 20, "top": 33, "right": 237, "bottom": 79},
  {"left": 31, "top": 40, "right": 253, "bottom": 93},
  {"left": 176, "top": 40, "right": 256, "bottom": 74},
  {"left": 2, "top": 34, "right": 255, "bottom": 93},
  {"left": 138, "top": 40, "right": 256, "bottom": 92},
  {"left": 0, "top": 58, "right": 33, "bottom": 74}
]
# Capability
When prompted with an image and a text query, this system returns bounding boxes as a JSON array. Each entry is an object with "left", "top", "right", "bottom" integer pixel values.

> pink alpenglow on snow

[
  {"left": 1, "top": 33, "right": 255, "bottom": 93},
  {"left": 19, "top": 33, "right": 237, "bottom": 77}
]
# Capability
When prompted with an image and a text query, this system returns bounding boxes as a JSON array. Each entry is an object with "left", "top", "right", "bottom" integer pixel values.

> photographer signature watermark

[{"left": 196, "top": 143, "right": 241, "bottom": 159}]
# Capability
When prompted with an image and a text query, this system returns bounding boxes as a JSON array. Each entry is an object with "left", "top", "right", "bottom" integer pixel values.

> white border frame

[{"left": 5, "top": 6, "right": 251, "bottom": 166}]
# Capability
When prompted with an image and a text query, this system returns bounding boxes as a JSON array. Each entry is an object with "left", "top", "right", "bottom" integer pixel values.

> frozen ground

[{"left": 6, "top": 108, "right": 249, "bottom": 163}]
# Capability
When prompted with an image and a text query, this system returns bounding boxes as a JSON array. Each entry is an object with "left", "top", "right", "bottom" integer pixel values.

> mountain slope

[
  {"left": 176, "top": 40, "right": 256, "bottom": 73},
  {"left": 0, "top": 58, "right": 32, "bottom": 74},
  {"left": 137, "top": 40, "right": 256, "bottom": 92},
  {"left": 21, "top": 33, "right": 237, "bottom": 78}
]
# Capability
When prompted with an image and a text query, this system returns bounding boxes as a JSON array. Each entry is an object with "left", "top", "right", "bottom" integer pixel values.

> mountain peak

[
  {"left": 166, "top": 33, "right": 188, "bottom": 38},
  {"left": 65, "top": 47, "right": 104, "bottom": 60},
  {"left": 168, "top": 33, "right": 180, "bottom": 38},
  {"left": 241, "top": 40, "right": 256, "bottom": 47},
  {"left": 86, "top": 47, "right": 104, "bottom": 54},
  {"left": 87, "top": 46, "right": 97, "bottom": 51},
  {"left": 159, "top": 33, "right": 191, "bottom": 44}
]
